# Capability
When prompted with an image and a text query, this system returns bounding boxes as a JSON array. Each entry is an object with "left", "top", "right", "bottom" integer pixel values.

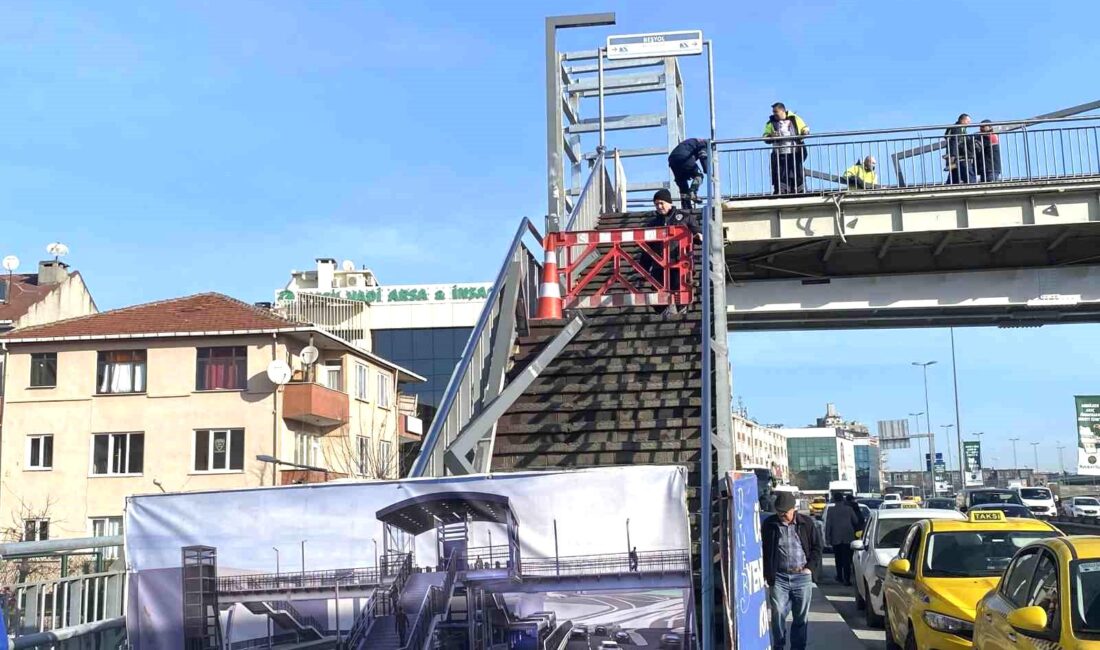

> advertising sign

[
  {"left": 1077, "top": 396, "right": 1100, "bottom": 475},
  {"left": 607, "top": 30, "right": 704, "bottom": 60},
  {"left": 877, "top": 420, "right": 910, "bottom": 450},
  {"left": 125, "top": 466, "right": 692, "bottom": 650},
  {"left": 729, "top": 472, "right": 771, "bottom": 650},
  {"left": 963, "top": 440, "right": 983, "bottom": 486}
]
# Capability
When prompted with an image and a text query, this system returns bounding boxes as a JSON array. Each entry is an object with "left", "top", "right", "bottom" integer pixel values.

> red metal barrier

[{"left": 544, "top": 225, "right": 695, "bottom": 311}]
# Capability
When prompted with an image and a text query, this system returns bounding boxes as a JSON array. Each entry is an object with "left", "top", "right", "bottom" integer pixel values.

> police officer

[
  {"left": 667, "top": 138, "right": 710, "bottom": 209},
  {"left": 842, "top": 156, "right": 878, "bottom": 189}
]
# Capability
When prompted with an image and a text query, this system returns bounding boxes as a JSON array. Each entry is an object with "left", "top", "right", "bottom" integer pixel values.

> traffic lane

[
  {"left": 567, "top": 626, "right": 676, "bottom": 648},
  {"left": 817, "top": 556, "right": 885, "bottom": 650}
]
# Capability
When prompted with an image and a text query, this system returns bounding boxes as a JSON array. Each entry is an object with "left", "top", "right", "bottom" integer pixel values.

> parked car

[
  {"left": 957, "top": 487, "right": 1024, "bottom": 512},
  {"left": 924, "top": 497, "right": 957, "bottom": 510},
  {"left": 1063, "top": 495, "right": 1100, "bottom": 517}
]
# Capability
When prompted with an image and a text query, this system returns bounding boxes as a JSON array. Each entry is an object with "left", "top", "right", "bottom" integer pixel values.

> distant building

[
  {"left": 732, "top": 412, "right": 789, "bottom": 482},
  {"left": 886, "top": 468, "right": 1037, "bottom": 491},
  {"left": 854, "top": 438, "right": 882, "bottom": 493},
  {"left": 0, "top": 293, "right": 423, "bottom": 542},
  {"left": 784, "top": 428, "right": 857, "bottom": 492},
  {"left": 0, "top": 259, "right": 97, "bottom": 334}
]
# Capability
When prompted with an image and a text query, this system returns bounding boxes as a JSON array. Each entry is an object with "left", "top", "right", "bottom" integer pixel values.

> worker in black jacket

[
  {"left": 643, "top": 189, "right": 702, "bottom": 316},
  {"left": 762, "top": 491, "right": 823, "bottom": 650},
  {"left": 667, "top": 138, "right": 709, "bottom": 209}
]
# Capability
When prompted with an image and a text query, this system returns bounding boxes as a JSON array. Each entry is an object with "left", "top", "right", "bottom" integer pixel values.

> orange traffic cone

[{"left": 535, "top": 233, "right": 563, "bottom": 320}]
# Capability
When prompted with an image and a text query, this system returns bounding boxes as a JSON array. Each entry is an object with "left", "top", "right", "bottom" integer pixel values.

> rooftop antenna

[
  {"left": 2, "top": 255, "right": 19, "bottom": 305},
  {"left": 46, "top": 242, "right": 70, "bottom": 261}
]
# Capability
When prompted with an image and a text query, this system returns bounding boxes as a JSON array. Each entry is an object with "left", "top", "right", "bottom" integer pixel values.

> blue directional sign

[{"left": 607, "top": 30, "right": 703, "bottom": 60}]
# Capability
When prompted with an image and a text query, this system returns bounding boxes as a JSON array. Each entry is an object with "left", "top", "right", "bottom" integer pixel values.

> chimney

[
  {"left": 38, "top": 260, "right": 70, "bottom": 285},
  {"left": 316, "top": 258, "right": 336, "bottom": 290}
]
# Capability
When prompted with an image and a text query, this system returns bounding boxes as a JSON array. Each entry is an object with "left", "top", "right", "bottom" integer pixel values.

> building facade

[
  {"left": 731, "top": 412, "right": 789, "bottom": 481},
  {"left": 854, "top": 438, "right": 882, "bottom": 494},
  {"left": 276, "top": 258, "right": 491, "bottom": 426},
  {"left": 784, "top": 428, "right": 857, "bottom": 492},
  {"left": 0, "top": 293, "right": 422, "bottom": 542}
]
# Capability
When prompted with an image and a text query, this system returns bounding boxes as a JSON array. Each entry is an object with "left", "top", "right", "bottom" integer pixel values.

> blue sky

[{"left": 2, "top": 1, "right": 1098, "bottom": 472}]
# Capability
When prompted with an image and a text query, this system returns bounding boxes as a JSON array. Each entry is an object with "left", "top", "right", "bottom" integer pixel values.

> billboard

[
  {"left": 728, "top": 472, "right": 770, "bottom": 650},
  {"left": 1078, "top": 396, "right": 1100, "bottom": 475},
  {"left": 125, "top": 466, "right": 693, "bottom": 650},
  {"left": 963, "top": 440, "right": 983, "bottom": 486}
]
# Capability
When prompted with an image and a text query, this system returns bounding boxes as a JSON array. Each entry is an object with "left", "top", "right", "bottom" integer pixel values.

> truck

[{"left": 828, "top": 480, "right": 856, "bottom": 502}]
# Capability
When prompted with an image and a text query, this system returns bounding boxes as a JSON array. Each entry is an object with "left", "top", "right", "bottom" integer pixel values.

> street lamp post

[
  {"left": 255, "top": 454, "right": 329, "bottom": 483},
  {"left": 940, "top": 425, "right": 955, "bottom": 488},
  {"left": 913, "top": 362, "right": 938, "bottom": 494},
  {"left": 626, "top": 518, "right": 632, "bottom": 555},
  {"left": 372, "top": 539, "right": 378, "bottom": 575},
  {"left": 1031, "top": 441, "right": 1040, "bottom": 472},
  {"left": 301, "top": 540, "right": 307, "bottom": 584},
  {"left": 273, "top": 547, "right": 280, "bottom": 577},
  {"left": 1009, "top": 438, "right": 1021, "bottom": 480},
  {"left": 1056, "top": 444, "right": 1067, "bottom": 475}
]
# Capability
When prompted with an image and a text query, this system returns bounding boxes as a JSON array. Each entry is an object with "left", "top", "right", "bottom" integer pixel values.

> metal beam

[
  {"left": 566, "top": 113, "right": 665, "bottom": 134},
  {"left": 0, "top": 535, "right": 123, "bottom": 559},
  {"left": 566, "top": 72, "right": 663, "bottom": 94},
  {"left": 566, "top": 57, "right": 664, "bottom": 73},
  {"left": 877, "top": 234, "right": 894, "bottom": 259},
  {"left": 1048, "top": 228, "right": 1072, "bottom": 251},
  {"left": 443, "top": 315, "right": 586, "bottom": 475},
  {"left": 573, "top": 85, "right": 666, "bottom": 98},
  {"left": 585, "top": 146, "right": 668, "bottom": 161},
  {"left": 934, "top": 232, "right": 954, "bottom": 257},
  {"left": 822, "top": 239, "right": 838, "bottom": 262},
  {"left": 991, "top": 229, "right": 1014, "bottom": 253}
]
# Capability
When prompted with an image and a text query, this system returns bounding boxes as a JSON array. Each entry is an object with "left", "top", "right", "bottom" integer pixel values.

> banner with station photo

[
  {"left": 963, "top": 440, "right": 983, "bottom": 486},
  {"left": 124, "top": 465, "right": 693, "bottom": 650},
  {"left": 1077, "top": 396, "right": 1100, "bottom": 475}
]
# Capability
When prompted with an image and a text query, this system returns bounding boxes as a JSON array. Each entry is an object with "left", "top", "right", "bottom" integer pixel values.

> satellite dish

[
  {"left": 341, "top": 260, "right": 355, "bottom": 272},
  {"left": 46, "top": 242, "right": 70, "bottom": 259},
  {"left": 300, "top": 345, "right": 320, "bottom": 366},
  {"left": 266, "top": 360, "right": 292, "bottom": 386},
  {"left": 2, "top": 255, "right": 19, "bottom": 272}
]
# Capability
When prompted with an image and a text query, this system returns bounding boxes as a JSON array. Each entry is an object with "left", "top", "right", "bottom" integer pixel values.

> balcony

[{"left": 282, "top": 382, "right": 349, "bottom": 427}]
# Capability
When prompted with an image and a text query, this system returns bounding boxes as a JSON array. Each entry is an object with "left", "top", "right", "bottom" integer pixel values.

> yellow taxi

[
  {"left": 810, "top": 496, "right": 827, "bottom": 517},
  {"left": 973, "top": 536, "right": 1100, "bottom": 649},
  {"left": 883, "top": 509, "right": 1060, "bottom": 650}
]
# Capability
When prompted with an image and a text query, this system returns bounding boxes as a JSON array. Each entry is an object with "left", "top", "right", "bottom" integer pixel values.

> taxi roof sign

[{"left": 968, "top": 509, "right": 1007, "bottom": 522}]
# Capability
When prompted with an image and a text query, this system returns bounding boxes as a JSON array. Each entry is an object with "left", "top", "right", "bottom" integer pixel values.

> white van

[{"left": 1014, "top": 485, "right": 1057, "bottom": 518}]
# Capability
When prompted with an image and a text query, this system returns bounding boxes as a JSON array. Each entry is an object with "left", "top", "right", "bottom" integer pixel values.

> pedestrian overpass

[{"left": 719, "top": 113, "right": 1100, "bottom": 330}]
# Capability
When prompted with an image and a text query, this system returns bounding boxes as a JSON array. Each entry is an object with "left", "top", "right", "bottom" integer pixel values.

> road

[{"left": 816, "top": 556, "right": 885, "bottom": 650}]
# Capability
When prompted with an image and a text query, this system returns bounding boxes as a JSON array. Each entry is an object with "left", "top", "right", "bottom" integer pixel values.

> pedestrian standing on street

[
  {"left": 844, "top": 494, "right": 865, "bottom": 532},
  {"left": 667, "top": 138, "right": 710, "bottom": 209},
  {"left": 763, "top": 491, "right": 822, "bottom": 650},
  {"left": 763, "top": 103, "right": 810, "bottom": 195},
  {"left": 629, "top": 547, "right": 639, "bottom": 572},
  {"left": 825, "top": 494, "right": 860, "bottom": 586}
]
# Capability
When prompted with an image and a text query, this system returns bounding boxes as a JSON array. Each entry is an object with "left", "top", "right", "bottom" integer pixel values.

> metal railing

[
  {"left": 718, "top": 114, "right": 1100, "bottom": 198},
  {"left": 462, "top": 545, "right": 513, "bottom": 570},
  {"left": 542, "top": 620, "right": 575, "bottom": 650},
  {"left": 229, "top": 631, "right": 300, "bottom": 649},
  {"left": 10, "top": 615, "right": 126, "bottom": 649},
  {"left": 520, "top": 549, "right": 691, "bottom": 578},
  {"left": 564, "top": 148, "right": 620, "bottom": 232},
  {"left": 273, "top": 292, "right": 371, "bottom": 350},
  {"left": 10, "top": 569, "right": 126, "bottom": 636},
  {"left": 400, "top": 550, "right": 458, "bottom": 650},
  {"left": 216, "top": 565, "right": 384, "bottom": 593},
  {"left": 265, "top": 599, "right": 326, "bottom": 639},
  {"left": 408, "top": 217, "right": 543, "bottom": 477}
]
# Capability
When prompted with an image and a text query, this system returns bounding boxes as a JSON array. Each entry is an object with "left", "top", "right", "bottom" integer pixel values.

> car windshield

[
  {"left": 1020, "top": 488, "right": 1052, "bottom": 500},
  {"left": 876, "top": 518, "right": 919, "bottom": 548},
  {"left": 970, "top": 491, "right": 1022, "bottom": 505},
  {"left": 1078, "top": 498, "right": 1100, "bottom": 506},
  {"left": 1072, "top": 559, "right": 1100, "bottom": 635},
  {"left": 924, "top": 530, "right": 1057, "bottom": 577}
]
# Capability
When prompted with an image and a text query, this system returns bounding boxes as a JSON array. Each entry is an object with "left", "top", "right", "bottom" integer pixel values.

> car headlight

[{"left": 923, "top": 611, "right": 974, "bottom": 637}]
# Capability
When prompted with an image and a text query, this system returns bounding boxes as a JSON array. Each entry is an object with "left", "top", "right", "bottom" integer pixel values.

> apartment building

[
  {"left": 0, "top": 293, "right": 423, "bottom": 542},
  {"left": 731, "top": 412, "right": 789, "bottom": 481}
]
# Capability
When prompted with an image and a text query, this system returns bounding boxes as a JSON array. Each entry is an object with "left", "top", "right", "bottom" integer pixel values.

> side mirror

[
  {"left": 959, "top": 506, "right": 967, "bottom": 513},
  {"left": 1006, "top": 606, "right": 1049, "bottom": 637},
  {"left": 851, "top": 540, "right": 866, "bottom": 550},
  {"left": 888, "top": 558, "right": 912, "bottom": 576}
]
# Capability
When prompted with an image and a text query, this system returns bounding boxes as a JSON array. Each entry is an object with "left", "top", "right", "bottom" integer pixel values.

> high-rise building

[{"left": 731, "top": 412, "right": 789, "bottom": 481}]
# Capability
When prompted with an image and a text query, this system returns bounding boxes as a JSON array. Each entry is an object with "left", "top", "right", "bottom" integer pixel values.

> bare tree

[{"left": 0, "top": 492, "right": 62, "bottom": 585}]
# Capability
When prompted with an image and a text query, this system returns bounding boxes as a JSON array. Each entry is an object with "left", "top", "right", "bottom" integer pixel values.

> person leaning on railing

[
  {"left": 842, "top": 156, "right": 878, "bottom": 189},
  {"left": 763, "top": 102, "right": 810, "bottom": 195},
  {"left": 976, "top": 119, "right": 1002, "bottom": 182},
  {"left": 944, "top": 113, "right": 981, "bottom": 185},
  {"left": 642, "top": 189, "right": 702, "bottom": 318}
]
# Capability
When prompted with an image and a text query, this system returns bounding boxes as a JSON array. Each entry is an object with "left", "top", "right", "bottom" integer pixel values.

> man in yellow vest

[
  {"left": 763, "top": 102, "right": 810, "bottom": 195},
  {"left": 842, "top": 156, "right": 878, "bottom": 189}
]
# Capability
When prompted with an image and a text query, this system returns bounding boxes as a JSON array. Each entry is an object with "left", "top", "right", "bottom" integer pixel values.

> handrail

[
  {"left": 216, "top": 565, "right": 383, "bottom": 593},
  {"left": 266, "top": 600, "right": 325, "bottom": 638},
  {"left": 400, "top": 550, "right": 458, "bottom": 650},
  {"left": 11, "top": 615, "right": 125, "bottom": 649},
  {"left": 342, "top": 552, "right": 412, "bottom": 650},
  {"left": 409, "top": 218, "right": 542, "bottom": 477},
  {"left": 10, "top": 569, "right": 127, "bottom": 635},
  {"left": 713, "top": 113, "right": 1100, "bottom": 146},
  {"left": 565, "top": 149, "right": 612, "bottom": 232}
]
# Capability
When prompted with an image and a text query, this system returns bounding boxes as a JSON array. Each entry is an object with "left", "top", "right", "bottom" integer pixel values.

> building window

[
  {"left": 97, "top": 350, "right": 146, "bottom": 394},
  {"left": 355, "top": 364, "right": 369, "bottom": 401},
  {"left": 24, "top": 519, "right": 49, "bottom": 541},
  {"left": 357, "top": 435, "right": 370, "bottom": 474},
  {"left": 30, "top": 353, "right": 57, "bottom": 388},
  {"left": 90, "top": 517, "right": 122, "bottom": 560},
  {"left": 26, "top": 434, "right": 54, "bottom": 470},
  {"left": 379, "top": 440, "right": 392, "bottom": 472},
  {"left": 196, "top": 347, "right": 247, "bottom": 391},
  {"left": 377, "top": 372, "right": 391, "bottom": 408},
  {"left": 194, "top": 429, "right": 245, "bottom": 472},
  {"left": 92, "top": 432, "right": 144, "bottom": 475},
  {"left": 294, "top": 431, "right": 320, "bottom": 467},
  {"left": 322, "top": 361, "right": 343, "bottom": 392}
]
